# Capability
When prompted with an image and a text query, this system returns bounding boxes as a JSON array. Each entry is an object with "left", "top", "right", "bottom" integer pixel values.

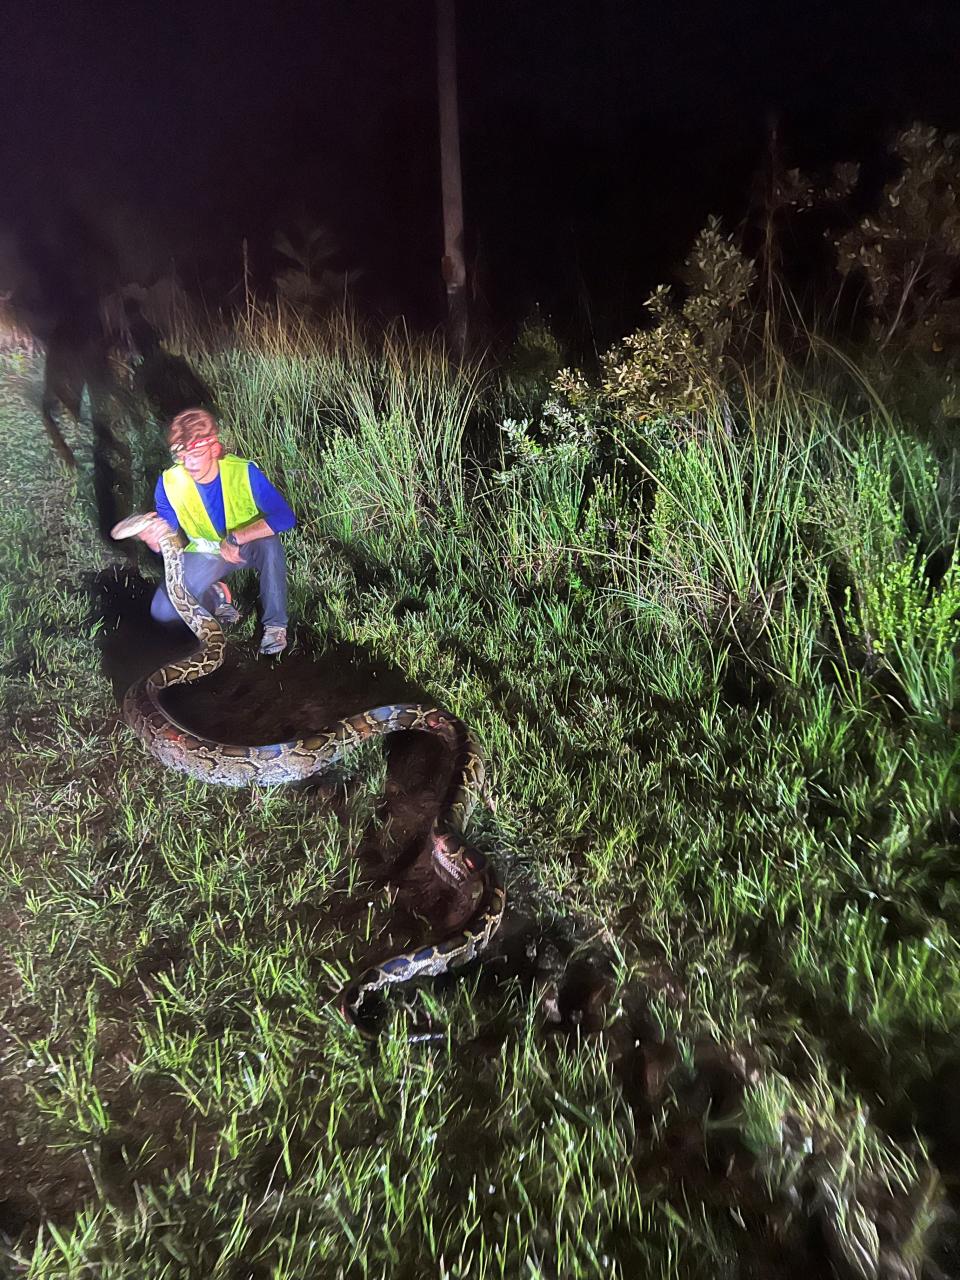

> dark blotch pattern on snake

[{"left": 111, "top": 513, "right": 505, "bottom": 1037}]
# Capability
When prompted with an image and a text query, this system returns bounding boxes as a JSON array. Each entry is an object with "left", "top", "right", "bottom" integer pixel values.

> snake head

[
  {"left": 431, "top": 829, "right": 459, "bottom": 858},
  {"left": 424, "top": 709, "right": 456, "bottom": 734},
  {"left": 110, "top": 512, "right": 159, "bottom": 541}
]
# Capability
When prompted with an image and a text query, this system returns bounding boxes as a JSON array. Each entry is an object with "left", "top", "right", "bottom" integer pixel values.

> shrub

[{"left": 599, "top": 219, "right": 756, "bottom": 431}]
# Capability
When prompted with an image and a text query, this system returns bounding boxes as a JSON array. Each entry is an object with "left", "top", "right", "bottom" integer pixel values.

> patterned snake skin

[{"left": 111, "top": 513, "right": 505, "bottom": 1037}]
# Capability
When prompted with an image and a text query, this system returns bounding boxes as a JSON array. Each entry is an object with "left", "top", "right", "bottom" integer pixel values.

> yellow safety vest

[{"left": 161, "top": 455, "right": 260, "bottom": 553}]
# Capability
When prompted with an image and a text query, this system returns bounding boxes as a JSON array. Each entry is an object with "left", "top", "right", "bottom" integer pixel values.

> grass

[{"left": 0, "top": 318, "right": 957, "bottom": 1277}]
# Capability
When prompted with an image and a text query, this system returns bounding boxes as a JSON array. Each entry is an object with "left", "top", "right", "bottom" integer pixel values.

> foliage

[
  {"left": 490, "top": 404, "right": 602, "bottom": 585},
  {"left": 540, "top": 122, "right": 960, "bottom": 455},
  {"left": 272, "top": 214, "right": 359, "bottom": 313},
  {"left": 602, "top": 230, "right": 753, "bottom": 423},
  {"left": 678, "top": 216, "right": 759, "bottom": 366},
  {"left": 772, "top": 159, "right": 861, "bottom": 213},
  {"left": 547, "top": 219, "right": 756, "bottom": 441},
  {"left": 835, "top": 124, "right": 960, "bottom": 354},
  {"left": 641, "top": 409, "right": 816, "bottom": 637},
  {"left": 824, "top": 434, "right": 960, "bottom": 716},
  {"left": 499, "top": 306, "right": 566, "bottom": 410}
]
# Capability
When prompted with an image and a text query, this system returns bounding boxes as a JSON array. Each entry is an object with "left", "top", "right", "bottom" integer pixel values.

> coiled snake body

[{"left": 111, "top": 513, "right": 505, "bottom": 1036}]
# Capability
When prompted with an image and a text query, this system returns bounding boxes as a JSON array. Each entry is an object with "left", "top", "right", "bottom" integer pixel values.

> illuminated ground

[{"left": 0, "top": 345, "right": 957, "bottom": 1278}]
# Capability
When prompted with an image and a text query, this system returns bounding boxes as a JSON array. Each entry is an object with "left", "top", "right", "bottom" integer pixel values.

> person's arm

[
  {"left": 154, "top": 475, "right": 180, "bottom": 533},
  {"left": 137, "top": 478, "right": 181, "bottom": 552},
  {"left": 245, "top": 464, "right": 297, "bottom": 534},
  {"left": 227, "top": 517, "right": 278, "bottom": 545},
  {"left": 219, "top": 464, "right": 297, "bottom": 561}
]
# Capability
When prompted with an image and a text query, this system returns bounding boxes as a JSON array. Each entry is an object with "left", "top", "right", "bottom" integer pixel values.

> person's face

[{"left": 176, "top": 438, "right": 220, "bottom": 483}]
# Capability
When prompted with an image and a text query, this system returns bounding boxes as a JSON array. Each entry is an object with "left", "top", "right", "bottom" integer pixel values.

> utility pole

[{"left": 436, "top": 0, "right": 467, "bottom": 354}]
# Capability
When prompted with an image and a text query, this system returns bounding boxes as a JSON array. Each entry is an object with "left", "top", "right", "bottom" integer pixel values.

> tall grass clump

[
  {"left": 626, "top": 400, "right": 818, "bottom": 627},
  {"left": 820, "top": 427, "right": 960, "bottom": 717},
  {"left": 189, "top": 305, "right": 482, "bottom": 561}
]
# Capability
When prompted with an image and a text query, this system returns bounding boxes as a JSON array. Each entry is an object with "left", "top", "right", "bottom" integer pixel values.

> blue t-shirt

[{"left": 155, "top": 459, "right": 297, "bottom": 537}]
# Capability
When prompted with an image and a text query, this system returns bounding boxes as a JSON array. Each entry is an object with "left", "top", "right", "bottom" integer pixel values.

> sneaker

[
  {"left": 259, "top": 625, "right": 288, "bottom": 656},
  {"left": 210, "top": 580, "right": 241, "bottom": 625}
]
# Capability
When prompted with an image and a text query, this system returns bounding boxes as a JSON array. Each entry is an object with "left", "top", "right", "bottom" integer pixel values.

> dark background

[{"left": 2, "top": 0, "right": 960, "bottom": 345}]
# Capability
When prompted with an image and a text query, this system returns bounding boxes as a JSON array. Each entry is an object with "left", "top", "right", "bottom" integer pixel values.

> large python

[{"left": 110, "top": 513, "right": 505, "bottom": 1037}]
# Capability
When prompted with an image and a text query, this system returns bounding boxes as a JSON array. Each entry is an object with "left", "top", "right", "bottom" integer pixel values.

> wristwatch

[{"left": 225, "top": 533, "right": 240, "bottom": 548}]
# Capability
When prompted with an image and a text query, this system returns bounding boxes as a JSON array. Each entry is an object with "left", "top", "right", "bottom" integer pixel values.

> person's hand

[
  {"left": 219, "top": 537, "right": 245, "bottom": 565},
  {"left": 137, "top": 513, "right": 175, "bottom": 551}
]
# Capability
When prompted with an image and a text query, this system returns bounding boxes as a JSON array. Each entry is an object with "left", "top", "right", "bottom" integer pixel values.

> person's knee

[
  {"left": 256, "top": 535, "right": 284, "bottom": 562},
  {"left": 246, "top": 535, "right": 285, "bottom": 569},
  {"left": 150, "top": 586, "right": 178, "bottom": 624}
]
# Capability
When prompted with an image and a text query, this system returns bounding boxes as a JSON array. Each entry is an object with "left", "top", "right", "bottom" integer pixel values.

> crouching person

[{"left": 134, "top": 408, "right": 296, "bottom": 656}]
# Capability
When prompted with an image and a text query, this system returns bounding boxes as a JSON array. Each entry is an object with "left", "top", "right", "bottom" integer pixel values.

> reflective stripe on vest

[{"left": 161, "top": 456, "right": 260, "bottom": 553}]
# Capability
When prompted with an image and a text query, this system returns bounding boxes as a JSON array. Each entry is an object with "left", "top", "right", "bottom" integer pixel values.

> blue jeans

[{"left": 150, "top": 536, "right": 288, "bottom": 630}]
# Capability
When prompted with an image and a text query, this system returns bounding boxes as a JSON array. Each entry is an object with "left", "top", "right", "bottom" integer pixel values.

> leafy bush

[
  {"left": 824, "top": 435, "right": 960, "bottom": 716},
  {"left": 499, "top": 307, "right": 566, "bottom": 411},
  {"left": 598, "top": 219, "right": 755, "bottom": 431},
  {"left": 835, "top": 124, "right": 960, "bottom": 356}
]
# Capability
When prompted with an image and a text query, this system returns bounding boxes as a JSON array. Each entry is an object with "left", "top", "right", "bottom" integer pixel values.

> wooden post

[{"left": 437, "top": 0, "right": 467, "bottom": 354}]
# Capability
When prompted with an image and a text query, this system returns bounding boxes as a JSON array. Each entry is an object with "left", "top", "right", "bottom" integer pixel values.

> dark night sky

[{"left": 2, "top": 0, "right": 960, "bottom": 342}]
